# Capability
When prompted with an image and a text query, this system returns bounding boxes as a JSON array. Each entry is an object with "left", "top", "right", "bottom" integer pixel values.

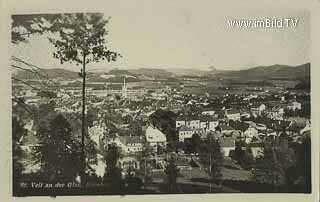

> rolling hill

[
  {"left": 13, "top": 68, "right": 79, "bottom": 80},
  {"left": 128, "top": 68, "right": 174, "bottom": 78},
  {"left": 215, "top": 63, "right": 310, "bottom": 81},
  {"left": 12, "top": 63, "right": 310, "bottom": 82}
]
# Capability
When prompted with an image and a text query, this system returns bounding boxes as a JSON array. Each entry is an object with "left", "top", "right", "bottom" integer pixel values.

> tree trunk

[{"left": 81, "top": 54, "right": 86, "bottom": 188}]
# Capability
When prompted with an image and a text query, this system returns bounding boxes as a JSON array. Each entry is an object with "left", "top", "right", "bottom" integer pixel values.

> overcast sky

[{"left": 11, "top": 0, "right": 310, "bottom": 72}]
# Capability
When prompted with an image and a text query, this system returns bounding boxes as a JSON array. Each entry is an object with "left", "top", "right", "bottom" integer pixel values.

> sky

[{"left": 11, "top": 0, "right": 310, "bottom": 72}]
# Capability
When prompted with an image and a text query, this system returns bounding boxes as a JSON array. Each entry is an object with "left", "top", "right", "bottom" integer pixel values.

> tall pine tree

[{"left": 34, "top": 114, "right": 81, "bottom": 182}]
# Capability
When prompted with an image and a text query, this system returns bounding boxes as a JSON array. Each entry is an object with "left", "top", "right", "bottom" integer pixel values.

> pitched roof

[
  {"left": 179, "top": 125, "right": 193, "bottom": 132},
  {"left": 199, "top": 115, "right": 218, "bottom": 122},
  {"left": 145, "top": 126, "right": 167, "bottom": 143},
  {"left": 201, "top": 108, "right": 216, "bottom": 112},
  {"left": 225, "top": 109, "right": 240, "bottom": 115}
]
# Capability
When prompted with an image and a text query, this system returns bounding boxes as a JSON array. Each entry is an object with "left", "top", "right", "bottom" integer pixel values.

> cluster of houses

[
  {"left": 13, "top": 76, "right": 310, "bottom": 181},
  {"left": 174, "top": 100, "right": 308, "bottom": 157}
]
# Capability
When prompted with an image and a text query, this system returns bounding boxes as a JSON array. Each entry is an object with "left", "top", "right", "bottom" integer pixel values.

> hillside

[
  {"left": 167, "top": 68, "right": 209, "bottom": 77},
  {"left": 107, "top": 69, "right": 136, "bottom": 76},
  {"left": 128, "top": 68, "right": 174, "bottom": 78},
  {"left": 215, "top": 63, "right": 310, "bottom": 81},
  {"left": 13, "top": 68, "right": 79, "bottom": 80},
  {"left": 12, "top": 63, "right": 310, "bottom": 82}
]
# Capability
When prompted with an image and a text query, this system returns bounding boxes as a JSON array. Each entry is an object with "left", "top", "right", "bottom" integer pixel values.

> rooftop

[{"left": 225, "top": 109, "right": 240, "bottom": 115}]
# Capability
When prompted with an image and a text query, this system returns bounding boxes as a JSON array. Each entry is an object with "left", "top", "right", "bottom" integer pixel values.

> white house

[
  {"left": 145, "top": 125, "right": 167, "bottom": 152},
  {"left": 265, "top": 106, "right": 284, "bottom": 120},
  {"left": 119, "top": 156, "right": 140, "bottom": 176},
  {"left": 119, "top": 136, "right": 144, "bottom": 153},
  {"left": 250, "top": 103, "right": 266, "bottom": 116},
  {"left": 88, "top": 125, "right": 104, "bottom": 146},
  {"left": 244, "top": 125, "right": 259, "bottom": 139},
  {"left": 287, "top": 101, "right": 302, "bottom": 111},
  {"left": 199, "top": 115, "right": 219, "bottom": 131},
  {"left": 91, "top": 154, "right": 107, "bottom": 178},
  {"left": 186, "top": 117, "right": 200, "bottom": 129},
  {"left": 176, "top": 116, "right": 186, "bottom": 128},
  {"left": 178, "top": 125, "right": 194, "bottom": 142},
  {"left": 208, "top": 119, "right": 219, "bottom": 131},
  {"left": 225, "top": 109, "right": 241, "bottom": 121}
]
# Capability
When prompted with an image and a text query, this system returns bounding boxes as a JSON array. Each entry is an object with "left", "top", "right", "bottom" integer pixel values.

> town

[
  {"left": 12, "top": 65, "right": 311, "bottom": 194},
  {"left": 10, "top": 12, "right": 311, "bottom": 196}
]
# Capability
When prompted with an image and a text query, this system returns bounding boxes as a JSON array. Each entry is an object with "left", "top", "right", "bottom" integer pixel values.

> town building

[
  {"left": 145, "top": 125, "right": 167, "bottom": 152},
  {"left": 225, "top": 109, "right": 241, "bottom": 121},
  {"left": 199, "top": 115, "right": 219, "bottom": 131},
  {"left": 250, "top": 103, "right": 266, "bottom": 116},
  {"left": 119, "top": 136, "right": 145, "bottom": 153},
  {"left": 178, "top": 125, "right": 194, "bottom": 142}
]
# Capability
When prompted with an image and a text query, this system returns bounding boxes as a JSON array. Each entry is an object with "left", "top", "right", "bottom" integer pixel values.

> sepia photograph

[{"left": 4, "top": 0, "right": 317, "bottom": 199}]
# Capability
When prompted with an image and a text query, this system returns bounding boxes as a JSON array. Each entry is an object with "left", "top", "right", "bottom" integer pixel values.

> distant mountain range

[
  {"left": 12, "top": 63, "right": 310, "bottom": 82},
  {"left": 167, "top": 66, "right": 230, "bottom": 77},
  {"left": 12, "top": 68, "right": 79, "bottom": 80},
  {"left": 128, "top": 68, "right": 175, "bottom": 78},
  {"left": 215, "top": 63, "right": 310, "bottom": 81}
]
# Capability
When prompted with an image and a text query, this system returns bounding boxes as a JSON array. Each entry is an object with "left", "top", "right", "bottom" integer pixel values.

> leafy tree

[
  {"left": 11, "top": 14, "right": 64, "bottom": 93},
  {"left": 12, "top": 116, "right": 28, "bottom": 194},
  {"left": 253, "top": 140, "right": 296, "bottom": 192},
  {"left": 123, "top": 167, "right": 143, "bottom": 193},
  {"left": 286, "top": 135, "right": 311, "bottom": 193},
  {"left": 12, "top": 97, "right": 36, "bottom": 122},
  {"left": 129, "top": 120, "right": 143, "bottom": 136},
  {"left": 34, "top": 114, "right": 81, "bottom": 182},
  {"left": 182, "top": 138, "right": 193, "bottom": 154},
  {"left": 149, "top": 109, "right": 178, "bottom": 150},
  {"left": 199, "top": 137, "right": 224, "bottom": 187},
  {"left": 103, "top": 144, "right": 123, "bottom": 193},
  {"left": 86, "top": 108, "right": 99, "bottom": 127},
  {"left": 49, "top": 13, "right": 121, "bottom": 185},
  {"left": 182, "top": 134, "right": 200, "bottom": 154},
  {"left": 164, "top": 157, "right": 179, "bottom": 193},
  {"left": 298, "top": 102, "right": 311, "bottom": 118},
  {"left": 191, "top": 133, "right": 201, "bottom": 153},
  {"left": 11, "top": 14, "right": 61, "bottom": 44},
  {"left": 157, "top": 144, "right": 165, "bottom": 155},
  {"left": 232, "top": 141, "right": 255, "bottom": 170},
  {"left": 293, "top": 80, "right": 310, "bottom": 91},
  {"left": 137, "top": 143, "right": 153, "bottom": 186},
  {"left": 36, "top": 102, "right": 56, "bottom": 120}
]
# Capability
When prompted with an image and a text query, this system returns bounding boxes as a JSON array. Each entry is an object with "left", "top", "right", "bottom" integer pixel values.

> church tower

[{"left": 122, "top": 77, "right": 127, "bottom": 98}]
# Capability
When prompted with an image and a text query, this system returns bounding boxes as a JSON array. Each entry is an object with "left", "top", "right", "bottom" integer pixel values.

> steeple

[{"left": 122, "top": 77, "right": 127, "bottom": 98}]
